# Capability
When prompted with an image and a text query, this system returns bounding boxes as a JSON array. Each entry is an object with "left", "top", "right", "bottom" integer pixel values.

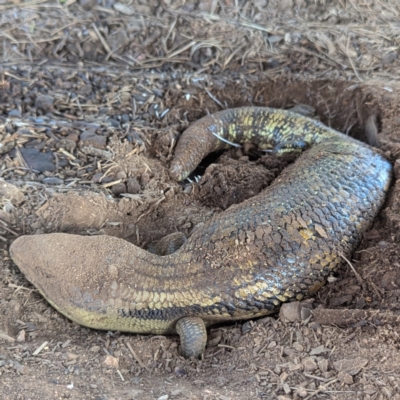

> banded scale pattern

[{"left": 10, "top": 107, "right": 392, "bottom": 358}]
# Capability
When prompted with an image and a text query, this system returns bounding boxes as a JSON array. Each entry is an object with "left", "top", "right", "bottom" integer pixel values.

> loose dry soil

[{"left": 2, "top": 1, "right": 400, "bottom": 399}]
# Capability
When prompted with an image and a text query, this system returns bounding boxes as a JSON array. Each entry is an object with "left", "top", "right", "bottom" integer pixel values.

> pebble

[
  {"left": 111, "top": 182, "right": 126, "bottom": 196},
  {"left": 381, "top": 51, "right": 397, "bottom": 65},
  {"left": 279, "top": 301, "right": 301, "bottom": 322},
  {"left": 309, "top": 345, "right": 329, "bottom": 355},
  {"left": 16, "top": 330, "right": 26, "bottom": 342},
  {"left": 79, "top": 0, "right": 97, "bottom": 9},
  {"left": 174, "top": 366, "right": 187, "bottom": 377},
  {"left": 14, "top": 362, "right": 27, "bottom": 375},
  {"left": 19, "top": 148, "right": 56, "bottom": 172},
  {"left": 35, "top": 94, "right": 54, "bottom": 112},
  {"left": 294, "top": 387, "right": 308, "bottom": 398},
  {"left": 107, "top": 118, "right": 120, "bottom": 128},
  {"left": 300, "top": 306, "right": 312, "bottom": 320},
  {"left": 103, "top": 354, "right": 119, "bottom": 368},
  {"left": 317, "top": 357, "right": 329, "bottom": 373},
  {"left": 66, "top": 133, "right": 79, "bottom": 143},
  {"left": 333, "top": 357, "right": 368, "bottom": 375},
  {"left": 302, "top": 356, "right": 318, "bottom": 372},
  {"left": 126, "top": 177, "right": 141, "bottom": 194},
  {"left": 0, "top": 180, "right": 25, "bottom": 205},
  {"left": 80, "top": 130, "right": 107, "bottom": 149},
  {"left": 116, "top": 170, "right": 127, "bottom": 180},
  {"left": 121, "top": 114, "right": 130, "bottom": 123},
  {"left": 338, "top": 371, "right": 353, "bottom": 385},
  {"left": 292, "top": 342, "right": 304, "bottom": 352},
  {"left": 41, "top": 177, "right": 64, "bottom": 185},
  {"left": 8, "top": 109, "right": 21, "bottom": 118}
]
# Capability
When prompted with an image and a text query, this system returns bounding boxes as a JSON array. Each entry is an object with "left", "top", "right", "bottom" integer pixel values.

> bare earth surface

[{"left": 1, "top": 1, "right": 400, "bottom": 399}]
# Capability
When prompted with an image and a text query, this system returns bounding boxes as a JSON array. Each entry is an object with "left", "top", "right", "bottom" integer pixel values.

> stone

[
  {"left": 302, "top": 356, "right": 318, "bottom": 372},
  {"left": 35, "top": 95, "right": 54, "bottom": 112},
  {"left": 8, "top": 109, "right": 21, "bottom": 118},
  {"left": 41, "top": 177, "right": 64, "bottom": 185},
  {"left": 279, "top": 301, "right": 301, "bottom": 322},
  {"left": 80, "top": 130, "right": 107, "bottom": 149},
  {"left": 103, "top": 355, "right": 119, "bottom": 368},
  {"left": 20, "top": 148, "right": 55, "bottom": 172},
  {"left": 126, "top": 177, "right": 141, "bottom": 194},
  {"left": 111, "top": 182, "right": 126, "bottom": 196},
  {"left": 333, "top": 357, "right": 368, "bottom": 376},
  {"left": 0, "top": 180, "right": 24, "bottom": 205}
]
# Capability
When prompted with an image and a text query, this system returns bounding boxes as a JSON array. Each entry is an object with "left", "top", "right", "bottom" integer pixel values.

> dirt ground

[{"left": 2, "top": 1, "right": 400, "bottom": 399}]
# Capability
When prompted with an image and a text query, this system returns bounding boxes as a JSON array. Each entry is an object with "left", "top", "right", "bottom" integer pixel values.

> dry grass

[{"left": 0, "top": 0, "right": 399, "bottom": 80}]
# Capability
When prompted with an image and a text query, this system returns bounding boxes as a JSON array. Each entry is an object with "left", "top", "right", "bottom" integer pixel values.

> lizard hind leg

[{"left": 176, "top": 316, "right": 207, "bottom": 358}]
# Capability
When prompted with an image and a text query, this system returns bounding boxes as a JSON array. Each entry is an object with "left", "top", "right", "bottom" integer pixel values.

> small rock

[
  {"left": 309, "top": 345, "right": 329, "bottom": 355},
  {"left": 283, "top": 347, "right": 296, "bottom": 356},
  {"left": 103, "top": 354, "right": 119, "bottom": 368},
  {"left": 14, "top": 362, "right": 27, "bottom": 374},
  {"left": 267, "top": 341, "right": 277, "bottom": 349},
  {"left": 35, "top": 95, "right": 54, "bottom": 112},
  {"left": 300, "top": 306, "right": 312, "bottom": 320},
  {"left": 80, "top": 130, "right": 107, "bottom": 150},
  {"left": 293, "top": 342, "right": 304, "bottom": 352},
  {"left": 381, "top": 51, "right": 398, "bottom": 65},
  {"left": 66, "top": 353, "right": 79, "bottom": 360},
  {"left": 107, "top": 30, "right": 129, "bottom": 54},
  {"left": 0, "top": 180, "right": 24, "bottom": 205},
  {"left": 116, "top": 170, "right": 127, "bottom": 180},
  {"left": 107, "top": 118, "right": 120, "bottom": 128},
  {"left": 329, "top": 294, "right": 353, "bottom": 307},
  {"left": 66, "top": 133, "right": 79, "bottom": 143},
  {"left": 317, "top": 358, "right": 329, "bottom": 373},
  {"left": 333, "top": 357, "right": 368, "bottom": 375},
  {"left": 294, "top": 387, "right": 308, "bottom": 398},
  {"left": 111, "top": 182, "right": 126, "bottom": 196},
  {"left": 282, "top": 383, "right": 291, "bottom": 394},
  {"left": 16, "top": 330, "right": 26, "bottom": 342},
  {"left": 183, "top": 184, "right": 192, "bottom": 194},
  {"left": 279, "top": 302, "right": 301, "bottom": 322},
  {"left": 126, "top": 177, "right": 141, "bottom": 194},
  {"left": 363, "top": 385, "right": 377, "bottom": 395},
  {"left": 20, "top": 148, "right": 55, "bottom": 172},
  {"left": 174, "top": 366, "right": 187, "bottom": 377},
  {"left": 8, "top": 109, "right": 21, "bottom": 118},
  {"left": 113, "top": 2, "right": 135, "bottom": 15},
  {"left": 302, "top": 356, "right": 318, "bottom": 372},
  {"left": 41, "top": 177, "right": 64, "bottom": 185},
  {"left": 322, "top": 371, "right": 335, "bottom": 379},
  {"left": 91, "top": 173, "right": 103, "bottom": 183},
  {"left": 337, "top": 371, "right": 353, "bottom": 385},
  {"left": 79, "top": 0, "right": 96, "bottom": 10}
]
